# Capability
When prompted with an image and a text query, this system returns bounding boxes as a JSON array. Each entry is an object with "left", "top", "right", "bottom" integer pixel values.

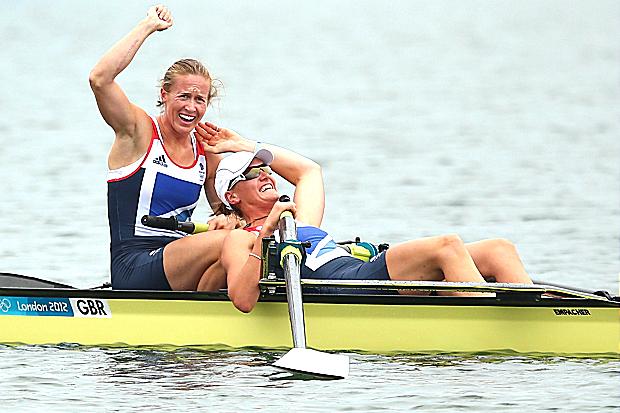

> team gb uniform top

[{"left": 107, "top": 117, "right": 207, "bottom": 254}]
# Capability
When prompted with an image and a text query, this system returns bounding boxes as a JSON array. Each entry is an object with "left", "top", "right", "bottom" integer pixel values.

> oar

[
  {"left": 141, "top": 215, "right": 209, "bottom": 234},
  {"left": 272, "top": 195, "right": 349, "bottom": 379}
]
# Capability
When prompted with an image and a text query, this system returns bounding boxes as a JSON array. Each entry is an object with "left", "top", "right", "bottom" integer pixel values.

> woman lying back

[{"left": 205, "top": 131, "right": 532, "bottom": 312}]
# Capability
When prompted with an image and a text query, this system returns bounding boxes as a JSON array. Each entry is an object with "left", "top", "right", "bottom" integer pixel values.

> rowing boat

[{"left": 1, "top": 272, "right": 618, "bottom": 356}]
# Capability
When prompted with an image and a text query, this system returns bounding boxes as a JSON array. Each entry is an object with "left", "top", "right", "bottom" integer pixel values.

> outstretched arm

[{"left": 89, "top": 5, "right": 173, "bottom": 166}]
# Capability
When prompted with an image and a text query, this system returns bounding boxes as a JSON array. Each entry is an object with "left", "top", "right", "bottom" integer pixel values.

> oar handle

[
  {"left": 141, "top": 215, "right": 209, "bottom": 234},
  {"left": 277, "top": 195, "right": 296, "bottom": 238},
  {"left": 278, "top": 195, "right": 292, "bottom": 212},
  {"left": 278, "top": 212, "right": 296, "bottom": 240},
  {"left": 276, "top": 195, "right": 307, "bottom": 349},
  {"left": 191, "top": 222, "right": 210, "bottom": 233}
]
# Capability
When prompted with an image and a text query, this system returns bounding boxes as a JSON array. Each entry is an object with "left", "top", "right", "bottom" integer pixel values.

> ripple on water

[{"left": 1, "top": 345, "right": 619, "bottom": 411}]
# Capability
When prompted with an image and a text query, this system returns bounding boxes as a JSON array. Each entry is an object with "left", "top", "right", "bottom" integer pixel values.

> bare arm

[
  {"left": 222, "top": 229, "right": 265, "bottom": 313},
  {"left": 196, "top": 122, "right": 324, "bottom": 226},
  {"left": 223, "top": 200, "right": 296, "bottom": 312},
  {"left": 203, "top": 151, "right": 243, "bottom": 230},
  {"left": 196, "top": 122, "right": 255, "bottom": 207},
  {"left": 89, "top": 5, "right": 173, "bottom": 167},
  {"left": 204, "top": 152, "right": 225, "bottom": 211},
  {"left": 263, "top": 144, "right": 324, "bottom": 227}
]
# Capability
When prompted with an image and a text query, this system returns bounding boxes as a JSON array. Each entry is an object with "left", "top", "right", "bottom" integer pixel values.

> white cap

[{"left": 215, "top": 148, "right": 274, "bottom": 208}]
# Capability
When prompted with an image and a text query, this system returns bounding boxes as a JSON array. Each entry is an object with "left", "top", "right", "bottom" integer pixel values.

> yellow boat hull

[{"left": 1, "top": 289, "right": 618, "bottom": 355}]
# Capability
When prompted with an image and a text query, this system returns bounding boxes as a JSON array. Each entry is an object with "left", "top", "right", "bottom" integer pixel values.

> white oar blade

[{"left": 274, "top": 348, "right": 349, "bottom": 379}]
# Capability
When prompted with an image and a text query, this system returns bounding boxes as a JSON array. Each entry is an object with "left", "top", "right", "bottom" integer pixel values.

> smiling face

[
  {"left": 226, "top": 158, "right": 279, "bottom": 218},
  {"left": 160, "top": 74, "right": 211, "bottom": 135}
]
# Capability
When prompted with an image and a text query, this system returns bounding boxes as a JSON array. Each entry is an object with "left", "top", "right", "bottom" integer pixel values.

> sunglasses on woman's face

[{"left": 228, "top": 164, "right": 272, "bottom": 189}]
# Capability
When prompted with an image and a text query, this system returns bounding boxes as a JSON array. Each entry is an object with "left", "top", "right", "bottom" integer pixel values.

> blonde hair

[{"left": 156, "top": 58, "right": 221, "bottom": 108}]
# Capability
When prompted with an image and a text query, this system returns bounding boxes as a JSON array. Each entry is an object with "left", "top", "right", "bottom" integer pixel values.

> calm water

[{"left": 1, "top": 0, "right": 619, "bottom": 411}]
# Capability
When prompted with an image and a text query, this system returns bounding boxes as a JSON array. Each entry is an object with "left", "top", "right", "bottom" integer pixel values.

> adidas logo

[{"left": 153, "top": 155, "right": 168, "bottom": 168}]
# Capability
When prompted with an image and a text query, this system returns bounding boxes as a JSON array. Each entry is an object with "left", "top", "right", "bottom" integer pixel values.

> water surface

[{"left": 1, "top": 0, "right": 619, "bottom": 411}]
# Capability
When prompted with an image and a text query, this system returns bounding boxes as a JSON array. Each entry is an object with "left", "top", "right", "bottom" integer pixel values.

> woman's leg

[
  {"left": 385, "top": 234, "right": 485, "bottom": 283},
  {"left": 465, "top": 239, "right": 532, "bottom": 284},
  {"left": 163, "top": 229, "right": 230, "bottom": 291}
]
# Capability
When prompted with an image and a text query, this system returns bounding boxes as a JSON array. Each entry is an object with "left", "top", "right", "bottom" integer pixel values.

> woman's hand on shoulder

[
  {"left": 207, "top": 214, "right": 242, "bottom": 230},
  {"left": 145, "top": 5, "right": 174, "bottom": 32},
  {"left": 196, "top": 122, "right": 255, "bottom": 154}
]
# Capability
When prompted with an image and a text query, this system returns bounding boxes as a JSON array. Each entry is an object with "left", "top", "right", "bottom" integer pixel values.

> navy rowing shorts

[
  {"left": 302, "top": 252, "right": 390, "bottom": 294},
  {"left": 111, "top": 242, "right": 173, "bottom": 291}
]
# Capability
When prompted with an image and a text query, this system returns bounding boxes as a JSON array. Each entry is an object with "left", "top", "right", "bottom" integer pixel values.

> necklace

[{"left": 244, "top": 215, "right": 269, "bottom": 228}]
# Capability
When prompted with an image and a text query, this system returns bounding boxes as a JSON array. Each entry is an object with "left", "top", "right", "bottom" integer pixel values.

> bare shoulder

[
  {"left": 108, "top": 108, "right": 154, "bottom": 169},
  {"left": 221, "top": 229, "right": 256, "bottom": 270},
  {"left": 224, "top": 228, "right": 256, "bottom": 246}
]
